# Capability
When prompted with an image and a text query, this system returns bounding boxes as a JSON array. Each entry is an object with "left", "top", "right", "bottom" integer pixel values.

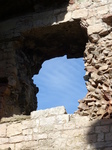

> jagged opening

[
  {"left": 33, "top": 56, "right": 87, "bottom": 113},
  {"left": 16, "top": 19, "right": 88, "bottom": 115}
]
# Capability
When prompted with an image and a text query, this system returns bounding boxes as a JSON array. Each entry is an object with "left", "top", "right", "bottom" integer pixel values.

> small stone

[
  {"left": 78, "top": 103, "right": 89, "bottom": 110},
  {"left": 84, "top": 98, "right": 96, "bottom": 102},
  {"left": 91, "top": 72, "right": 98, "bottom": 80},
  {"left": 97, "top": 108, "right": 106, "bottom": 115},
  {"left": 89, "top": 34, "right": 100, "bottom": 43},
  {"left": 88, "top": 102, "right": 94, "bottom": 106},
  {"left": 99, "top": 64, "right": 108, "bottom": 71},
  {"left": 102, "top": 84, "right": 108, "bottom": 91},
  {"left": 96, "top": 101, "right": 101, "bottom": 107},
  {"left": 95, "top": 89, "right": 101, "bottom": 94},
  {"left": 102, "top": 104, "right": 107, "bottom": 110}
]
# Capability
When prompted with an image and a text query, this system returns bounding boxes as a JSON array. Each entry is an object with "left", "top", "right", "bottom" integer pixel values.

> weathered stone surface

[
  {"left": 72, "top": 8, "right": 88, "bottom": 19},
  {"left": 7, "top": 123, "right": 22, "bottom": 137},
  {"left": 0, "top": 107, "right": 112, "bottom": 149},
  {"left": 0, "top": 124, "right": 7, "bottom": 137},
  {"left": 0, "top": 0, "right": 112, "bottom": 141},
  {"left": 31, "top": 106, "right": 67, "bottom": 119}
]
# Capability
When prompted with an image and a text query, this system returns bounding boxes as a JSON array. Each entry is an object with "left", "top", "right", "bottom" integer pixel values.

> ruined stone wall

[
  {"left": 0, "top": 106, "right": 112, "bottom": 150},
  {"left": 0, "top": 0, "right": 112, "bottom": 118}
]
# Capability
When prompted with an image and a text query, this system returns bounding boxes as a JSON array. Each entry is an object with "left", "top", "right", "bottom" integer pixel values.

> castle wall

[
  {"left": 0, "top": 106, "right": 112, "bottom": 150},
  {"left": 0, "top": 0, "right": 112, "bottom": 119},
  {"left": 0, "top": 0, "right": 112, "bottom": 149}
]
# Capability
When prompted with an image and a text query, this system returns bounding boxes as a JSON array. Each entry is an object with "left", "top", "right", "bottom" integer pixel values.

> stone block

[
  {"left": 63, "top": 122, "right": 75, "bottom": 130},
  {"left": 72, "top": 8, "right": 88, "bottom": 19},
  {"left": 15, "top": 141, "right": 39, "bottom": 150},
  {"left": 92, "top": 141, "right": 112, "bottom": 148},
  {"left": 33, "top": 127, "right": 39, "bottom": 133},
  {"left": 24, "top": 135, "right": 32, "bottom": 141},
  {"left": 38, "top": 125, "right": 54, "bottom": 133},
  {"left": 97, "top": 133, "right": 104, "bottom": 141},
  {"left": 39, "top": 116, "right": 56, "bottom": 126},
  {"left": 87, "top": 134, "right": 97, "bottom": 143},
  {"left": 38, "top": 139, "right": 54, "bottom": 147},
  {"left": 95, "top": 125, "right": 110, "bottom": 133},
  {"left": 55, "top": 114, "right": 70, "bottom": 124},
  {"left": 61, "top": 130, "right": 76, "bottom": 138},
  {"left": 109, "top": 4, "right": 112, "bottom": 13},
  {"left": 0, "top": 144, "right": 14, "bottom": 150},
  {"left": 66, "top": 137, "right": 87, "bottom": 148},
  {"left": 105, "top": 133, "right": 112, "bottom": 141},
  {"left": 22, "top": 120, "right": 36, "bottom": 129},
  {"left": 87, "top": 23, "right": 106, "bottom": 35},
  {"left": 0, "top": 124, "right": 7, "bottom": 137},
  {"left": 0, "top": 138, "right": 8, "bottom": 145},
  {"left": 95, "top": 5, "right": 109, "bottom": 15},
  {"left": 104, "top": 148, "right": 112, "bottom": 150},
  {"left": 33, "top": 133, "right": 47, "bottom": 140},
  {"left": 22, "top": 129, "right": 33, "bottom": 135},
  {"left": 48, "top": 131, "right": 61, "bottom": 139},
  {"left": 31, "top": 106, "right": 67, "bottom": 119},
  {"left": 53, "top": 138, "right": 67, "bottom": 148},
  {"left": 7, "top": 123, "right": 22, "bottom": 137},
  {"left": 9, "top": 135, "right": 24, "bottom": 143},
  {"left": 72, "top": 114, "right": 98, "bottom": 128}
]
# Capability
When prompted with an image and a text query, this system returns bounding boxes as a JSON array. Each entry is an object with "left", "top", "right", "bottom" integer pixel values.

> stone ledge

[{"left": 0, "top": 115, "right": 30, "bottom": 124}]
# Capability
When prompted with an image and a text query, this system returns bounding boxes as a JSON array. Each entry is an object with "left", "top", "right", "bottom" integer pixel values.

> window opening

[{"left": 33, "top": 55, "right": 87, "bottom": 114}]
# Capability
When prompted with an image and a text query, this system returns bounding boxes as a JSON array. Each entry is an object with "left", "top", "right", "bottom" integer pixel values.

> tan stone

[
  {"left": 22, "top": 129, "right": 33, "bottom": 135},
  {"left": 0, "top": 124, "right": 7, "bottom": 137},
  {"left": 96, "top": 5, "right": 109, "bottom": 15},
  {"left": 38, "top": 125, "right": 54, "bottom": 133},
  {"left": 72, "top": 8, "right": 88, "bottom": 19},
  {"left": 78, "top": 103, "right": 89, "bottom": 110},
  {"left": 97, "top": 108, "right": 106, "bottom": 116},
  {"left": 40, "top": 116, "right": 56, "bottom": 126},
  {"left": 33, "top": 133, "right": 47, "bottom": 140},
  {"left": 7, "top": 123, "right": 22, "bottom": 137},
  {"left": 88, "top": 23, "right": 106, "bottom": 35},
  {"left": 31, "top": 106, "right": 67, "bottom": 119},
  {"left": 15, "top": 141, "right": 39, "bottom": 150},
  {"left": 55, "top": 114, "right": 70, "bottom": 124},
  {"left": 22, "top": 120, "right": 36, "bottom": 129},
  {"left": 99, "top": 64, "right": 108, "bottom": 71},
  {"left": 0, "top": 144, "right": 14, "bottom": 150},
  {"left": 9, "top": 135, "right": 24, "bottom": 143},
  {"left": 0, "top": 138, "right": 9, "bottom": 145}
]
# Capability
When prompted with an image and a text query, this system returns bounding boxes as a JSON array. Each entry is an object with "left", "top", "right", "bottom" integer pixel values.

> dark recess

[{"left": 0, "top": 0, "right": 68, "bottom": 21}]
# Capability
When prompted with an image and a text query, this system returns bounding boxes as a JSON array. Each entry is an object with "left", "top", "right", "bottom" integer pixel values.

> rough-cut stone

[
  {"left": 0, "top": 138, "right": 9, "bottom": 145},
  {"left": 0, "top": 124, "right": 7, "bottom": 137},
  {"left": 31, "top": 106, "right": 67, "bottom": 119},
  {"left": 7, "top": 123, "right": 22, "bottom": 137},
  {"left": 88, "top": 23, "right": 107, "bottom": 35},
  {"left": 72, "top": 8, "right": 88, "bottom": 19}
]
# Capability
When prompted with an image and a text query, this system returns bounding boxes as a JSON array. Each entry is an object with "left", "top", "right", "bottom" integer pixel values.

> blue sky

[{"left": 33, "top": 56, "right": 87, "bottom": 114}]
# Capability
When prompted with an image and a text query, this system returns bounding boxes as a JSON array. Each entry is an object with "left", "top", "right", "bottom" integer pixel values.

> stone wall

[
  {"left": 0, "top": 0, "right": 112, "bottom": 119},
  {"left": 0, "top": 106, "right": 112, "bottom": 150}
]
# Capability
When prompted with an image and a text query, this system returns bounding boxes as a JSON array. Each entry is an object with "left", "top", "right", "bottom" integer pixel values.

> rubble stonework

[
  {"left": 78, "top": 33, "right": 112, "bottom": 119},
  {"left": 0, "top": 0, "right": 112, "bottom": 119},
  {"left": 0, "top": 106, "right": 112, "bottom": 149}
]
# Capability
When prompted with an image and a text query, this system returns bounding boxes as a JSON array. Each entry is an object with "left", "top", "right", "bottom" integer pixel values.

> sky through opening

[{"left": 33, "top": 56, "right": 87, "bottom": 114}]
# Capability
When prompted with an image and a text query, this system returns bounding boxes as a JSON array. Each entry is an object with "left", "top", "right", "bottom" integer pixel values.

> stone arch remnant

[{"left": 0, "top": 0, "right": 112, "bottom": 120}]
